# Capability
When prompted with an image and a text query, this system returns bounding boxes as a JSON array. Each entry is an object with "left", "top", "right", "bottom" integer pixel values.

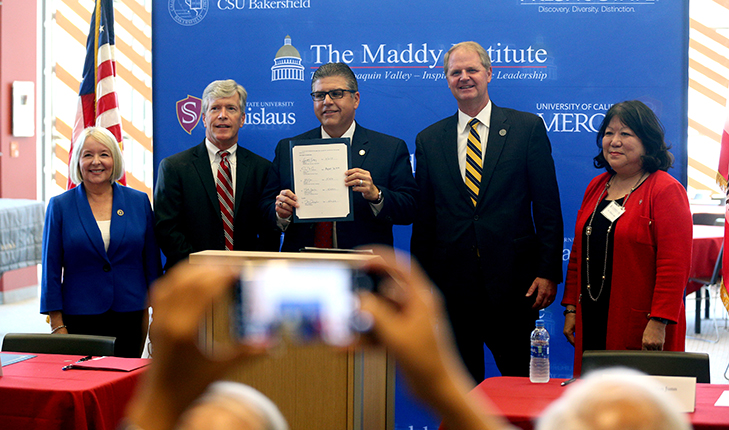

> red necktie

[
  {"left": 216, "top": 151, "right": 234, "bottom": 250},
  {"left": 314, "top": 222, "right": 333, "bottom": 248}
]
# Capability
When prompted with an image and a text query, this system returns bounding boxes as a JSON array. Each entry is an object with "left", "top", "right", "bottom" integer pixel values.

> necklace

[{"left": 584, "top": 172, "right": 648, "bottom": 301}]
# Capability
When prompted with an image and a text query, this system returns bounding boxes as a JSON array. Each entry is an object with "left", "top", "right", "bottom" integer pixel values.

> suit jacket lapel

[
  {"left": 107, "top": 182, "right": 126, "bottom": 258},
  {"left": 74, "top": 184, "right": 110, "bottom": 261},
  {"left": 350, "top": 123, "right": 368, "bottom": 169},
  {"left": 479, "top": 105, "right": 509, "bottom": 202},
  {"left": 439, "top": 114, "right": 472, "bottom": 204},
  {"left": 191, "top": 141, "right": 219, "bottom": 213},
  {"left": 234, "top": 145, "right": 248, "bottom": 215}
]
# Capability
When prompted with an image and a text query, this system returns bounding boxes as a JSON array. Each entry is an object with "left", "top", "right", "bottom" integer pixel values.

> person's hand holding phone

[
  {"left": 234, "top": 260, "right": 364, "bottom": 347},
  {"left": 126, "top": 263, "right": 267, "bottom": 430},
  {"left": 357, "top": 248, "right": 467, "bottom": 400},
  {"left": 357, "top": 246, "right": 513, "bottom": 430}
]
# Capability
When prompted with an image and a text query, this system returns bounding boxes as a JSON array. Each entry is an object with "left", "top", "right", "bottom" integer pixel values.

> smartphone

[{"left": 231, "top": 259, "right": 376, "bottom": 346}]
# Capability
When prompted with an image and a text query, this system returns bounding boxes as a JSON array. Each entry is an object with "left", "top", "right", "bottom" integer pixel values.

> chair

[
  {"left": 581, "top": 350, "right": 711, "bottom": 383},
  {"left": 1, "top": 333, "right": 116, "bottom": 356},
  {"left": 692, "top": 212, "right": 725, "bottom": 226},
  {"left": 687, "top": 242, "right": 723, "bottom": 342}
]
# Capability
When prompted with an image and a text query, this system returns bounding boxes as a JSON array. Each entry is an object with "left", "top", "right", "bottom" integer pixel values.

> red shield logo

[{"left": 176, "top": 95, "right": 202, "bottom": 134}]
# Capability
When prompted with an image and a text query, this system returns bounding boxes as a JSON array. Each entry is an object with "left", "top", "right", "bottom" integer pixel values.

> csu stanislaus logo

[
  {"left": 169, "top": 0, "right": 209, "bottom": 26},
  {"left": 272, "top": 36, "right": 304, "bottom": 82},
  {"left": 177, "top": 95, "right": 202, "bottom": 134}
]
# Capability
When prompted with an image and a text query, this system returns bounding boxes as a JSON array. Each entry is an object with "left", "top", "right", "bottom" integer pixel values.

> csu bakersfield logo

[
  {"left": 218, "top": 0, "right": 246, "bottom": 9},
  {"left": 176, "top": 95, "right": 202, "bottom": 134},
  {"left": 169, "top": 0, "right": 209, "bottom": 26}
]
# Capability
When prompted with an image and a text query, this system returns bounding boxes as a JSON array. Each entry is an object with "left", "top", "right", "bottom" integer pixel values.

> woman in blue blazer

[{"left": 41, "top": 127, "right": 161, "bottom": 357}]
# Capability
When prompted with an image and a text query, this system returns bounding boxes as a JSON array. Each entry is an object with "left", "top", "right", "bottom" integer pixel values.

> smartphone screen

[{"left": 232, "top": 260, "right": 361, "bottom": 346}]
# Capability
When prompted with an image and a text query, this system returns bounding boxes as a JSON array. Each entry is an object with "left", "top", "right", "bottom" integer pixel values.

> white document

[
  {"left": 714, "top": 390, "right": 729, "bottom": 407},
  {"left": 292, "top": 142, "right": 351, "bottom": 220},
  {"left": 647, "top": 375, "right": 696, "bottom": 413}
]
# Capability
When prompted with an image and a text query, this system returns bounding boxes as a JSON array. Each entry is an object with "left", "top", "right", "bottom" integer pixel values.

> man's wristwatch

[{"left": 374, "top": 189, "right": 383, "bottom": 204}]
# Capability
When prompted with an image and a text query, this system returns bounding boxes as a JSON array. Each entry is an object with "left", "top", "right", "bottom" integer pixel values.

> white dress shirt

[
  {"left": 456, "top": 101, "right": 492, "bottom": 182},
  {"left": 205, "top": 139, "right": 237, "bottom": 194}
]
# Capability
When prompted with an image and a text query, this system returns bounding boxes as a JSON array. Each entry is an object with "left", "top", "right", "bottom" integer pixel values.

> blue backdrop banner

[{"left": 153, "top": 1, "right": 688, "bottom": 428}]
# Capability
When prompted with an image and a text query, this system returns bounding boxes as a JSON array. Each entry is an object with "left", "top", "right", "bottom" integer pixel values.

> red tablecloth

[
  {"left": 688, "top": 225, "right": 723, "bottom": 296},
  {"left": 470, "top": 376, "right": 729, "bottom": 430},
  {"left": 0, "top": 352, "right": 147, "bottom": 430}
]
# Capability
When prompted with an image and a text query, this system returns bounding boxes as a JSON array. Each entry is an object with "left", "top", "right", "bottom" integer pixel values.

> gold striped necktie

[{"left": 465, "top": 118, "right": 482, "bottom": 206}]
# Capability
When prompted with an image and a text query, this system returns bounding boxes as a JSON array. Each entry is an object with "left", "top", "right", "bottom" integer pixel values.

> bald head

[
  {"left": 537, "top": 368, "right": 691, "bottom": 430},
  {"left": 176, "top": 382, "right": 289, "bottom": 430}
]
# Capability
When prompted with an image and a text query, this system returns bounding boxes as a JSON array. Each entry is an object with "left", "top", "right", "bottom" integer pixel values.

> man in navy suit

[
  {"left": 261, "top": 63, "right": 417, "bottom": 251},
  {"left": 154, "top": 79, "right": 279, "bottom": 270},
  {"left": 411, "top": 42, "right": 563, "bottom": 383}
]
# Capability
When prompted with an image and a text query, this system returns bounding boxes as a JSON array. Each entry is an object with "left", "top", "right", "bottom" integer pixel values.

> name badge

[{"left": 601, "top": 201, "right": 624, "bottom": 223}]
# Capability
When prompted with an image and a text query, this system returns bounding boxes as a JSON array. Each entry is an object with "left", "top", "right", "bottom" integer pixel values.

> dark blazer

[
  {"left": 154, "top": 140, "right": 279, "bottom": 270},
  {"left": 41, "top": 182, "right": 161, "bottom": 315},
  {"left": 411, "top": 105, "right": 563, "bottom": 308},
  {"left": 260, "top": 123, "right": 418, "bottom": 251}
]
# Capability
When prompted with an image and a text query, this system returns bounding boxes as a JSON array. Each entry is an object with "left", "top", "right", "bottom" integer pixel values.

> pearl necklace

[{"left": 584, "top": 172, "right": 648, "bottom": 301}]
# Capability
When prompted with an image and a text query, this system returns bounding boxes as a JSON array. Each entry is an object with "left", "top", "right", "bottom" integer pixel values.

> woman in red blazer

[{"left": 562, "top": 101, "right": 692, "bottom": 375}]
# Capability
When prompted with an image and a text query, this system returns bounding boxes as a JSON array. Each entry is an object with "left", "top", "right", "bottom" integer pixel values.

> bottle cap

[{"left": 536, "top": 319, "right": 545, "bottom": 327}]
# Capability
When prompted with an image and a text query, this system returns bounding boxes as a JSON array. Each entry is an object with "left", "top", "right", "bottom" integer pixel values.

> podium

[{"left": 189, "top": 251, "right": 395, "bottom": 430}]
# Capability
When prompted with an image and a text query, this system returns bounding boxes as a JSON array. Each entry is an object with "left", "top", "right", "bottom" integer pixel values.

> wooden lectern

[{"left": 189, "top": 251, "right": 395, "bottom": 430}]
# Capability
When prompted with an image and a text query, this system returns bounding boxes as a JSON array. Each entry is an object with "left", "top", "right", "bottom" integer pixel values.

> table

[
  {"left": 472, "top": 376, "right": 729, "bottom": 430},
  {"left": 689, "top": 224, "right": 724, "bottom": 333},
  {"left": 0, "top": 352, "right": 147, "bottom": 430}
]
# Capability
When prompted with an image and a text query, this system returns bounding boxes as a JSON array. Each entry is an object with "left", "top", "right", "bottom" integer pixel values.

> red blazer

[{"left": 562, "top": 170, "right": 691, "bottom": 375}]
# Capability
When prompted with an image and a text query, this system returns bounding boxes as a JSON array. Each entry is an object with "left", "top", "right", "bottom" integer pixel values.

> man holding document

[{"left": 261, "top": 62, "right": 417, "bottom": 251}]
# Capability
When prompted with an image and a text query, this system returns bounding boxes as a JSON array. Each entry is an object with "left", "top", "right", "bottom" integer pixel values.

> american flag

[
  {"left": 69, "top": 0, "right": 125, "bottom": 189},
  {"left": 718, "top": 91, "right": 729, "bottom": 314}
]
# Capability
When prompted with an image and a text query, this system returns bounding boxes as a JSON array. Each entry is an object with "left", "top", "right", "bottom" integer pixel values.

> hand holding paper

[
  {"left": 345, "top": 168, "right": 379, "bottom": 201},
  {"left": 275, "top": 189, "right": 298, "bottom": 219}
]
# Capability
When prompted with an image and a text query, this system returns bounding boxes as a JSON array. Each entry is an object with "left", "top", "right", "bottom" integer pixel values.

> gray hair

[
  {"left": 537, "top": 368, "right": 691, "bottom": 430},
  {"left": 69, "top": 127, "right": 125, "bottom": 185},
  {"left": 443, "top": 41, "right": 492, "bottom": 75},
  {"left": 202, "top": 79, "right": 247, "bottom": 113},
  {"left": 186, "top": 381, "right": 289, "bottom": 430}
]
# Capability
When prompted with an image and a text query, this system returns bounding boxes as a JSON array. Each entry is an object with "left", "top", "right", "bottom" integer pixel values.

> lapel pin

[
  {"left": 359, "top": 149, "right": 365, "bottom": 156},
  {"left": 499, "top": 129, "right": 507, "bottom": 136},
  {"left": 117, "top": 209, "right": 124, "bottom": 216}
]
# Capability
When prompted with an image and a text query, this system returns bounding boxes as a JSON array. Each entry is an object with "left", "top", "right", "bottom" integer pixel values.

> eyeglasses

[{"left": 310, "top": 89, "right": 356, "bottom": 102}]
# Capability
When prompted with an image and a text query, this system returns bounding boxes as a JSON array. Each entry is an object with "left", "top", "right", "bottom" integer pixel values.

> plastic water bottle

[{"left": 529, "top": 319, "right": 550, "bottom": 383}]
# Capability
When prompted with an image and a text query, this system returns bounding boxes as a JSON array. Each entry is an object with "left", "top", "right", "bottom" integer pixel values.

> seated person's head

[
  {"left": 176, "top": 381, "right": 288, "bottom": 430},
  {"left": 537, "top": 368, "right": 691, "bottom": 430}
]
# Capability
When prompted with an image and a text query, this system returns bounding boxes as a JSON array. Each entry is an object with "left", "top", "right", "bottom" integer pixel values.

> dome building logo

[{"left": 272, "top": 36, "right": 305, "bottom": 82}]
